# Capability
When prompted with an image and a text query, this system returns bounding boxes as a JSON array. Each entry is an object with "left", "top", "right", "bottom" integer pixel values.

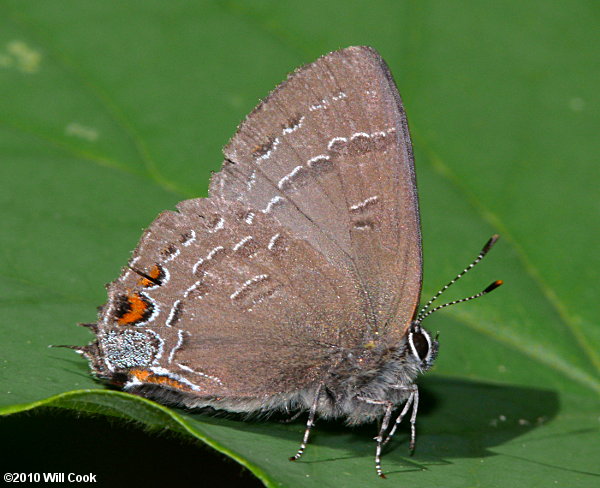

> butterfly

[{"left": 62, "top": 46, "right": 501, "bottom": 478}]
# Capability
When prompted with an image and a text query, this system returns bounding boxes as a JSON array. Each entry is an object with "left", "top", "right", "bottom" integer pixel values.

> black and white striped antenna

[{"left": 413, "top": 234, "right": 503, "bottom": 328}]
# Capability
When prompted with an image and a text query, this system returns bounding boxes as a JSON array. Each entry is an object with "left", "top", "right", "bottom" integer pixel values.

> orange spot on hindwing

[
  {"left": 115, "top": 292, "right": 154, "bottom": 325},
  {"left": 129, "top": 368, "right": 191, "bottom": 391},
  {"left": 137, "top": 264, "right": 165, "bottom": 288},
  {"left": 129, "top": 368, "right": 151, "bottom": 381}
]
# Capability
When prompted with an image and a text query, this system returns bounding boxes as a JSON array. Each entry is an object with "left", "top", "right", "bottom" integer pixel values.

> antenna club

[
  {"left": 482, "top": 234, "right": 500, "bottom": 253},
  {"left": 484, "top": 280, "right": 503, "bottom": 293}
]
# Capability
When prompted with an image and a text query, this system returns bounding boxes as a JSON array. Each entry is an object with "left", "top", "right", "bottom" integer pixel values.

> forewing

[{"left": 211, "top": 46, "right": 422, "bottom": 338}]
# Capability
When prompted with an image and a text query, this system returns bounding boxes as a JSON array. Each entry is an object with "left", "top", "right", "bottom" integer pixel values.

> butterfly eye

[{"left": 409, "top": 330, "right": 431, "bottom": 361}]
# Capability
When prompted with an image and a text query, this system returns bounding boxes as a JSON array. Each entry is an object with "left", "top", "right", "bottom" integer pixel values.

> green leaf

[{"left": 1, "top": 1, "right": 598, "bottom": 487}]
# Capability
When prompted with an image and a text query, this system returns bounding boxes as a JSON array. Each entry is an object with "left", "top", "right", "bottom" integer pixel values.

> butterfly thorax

[{"left": 315, "top": 329, "right": 438, "bottom": 424}]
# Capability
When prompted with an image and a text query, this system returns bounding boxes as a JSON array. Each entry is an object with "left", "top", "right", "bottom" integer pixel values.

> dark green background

[{"left": 1, "top": 1, "right": 598, "bottom": 487}]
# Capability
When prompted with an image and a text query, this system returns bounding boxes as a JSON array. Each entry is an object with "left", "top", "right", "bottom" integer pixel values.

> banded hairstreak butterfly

[{"left": 60, "top": 46, "right": 502, "bottom": 477}]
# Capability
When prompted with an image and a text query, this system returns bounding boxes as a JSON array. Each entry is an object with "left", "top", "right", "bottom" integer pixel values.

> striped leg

[
  {"left": 408, "top": 387, "right": 419, "bottom": 451},
  {"left": 358, "top": 396, "right": 395, "bottom": 478},
  {"left": 289, "top": 384, "right": 322, "bottom": 461},
  {"left": 382, "top": 385, "right": 419, "bottom": 450},
  {"left": 374, "top": 402, "right": 394, "bottom": 478},
  {"left": 281, "top": 409, "right": 304, "bottom": 424}
]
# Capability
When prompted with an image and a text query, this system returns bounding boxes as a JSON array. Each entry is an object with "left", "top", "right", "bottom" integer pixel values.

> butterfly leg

[
  {"left": 289, "top": 384, "right": 323, "bottom": 461},
  {"left": 280, "top": 409, "right": 304, "bottom": 424},
  {"left": 375, "top": 401, "right": 394, "bottom": 478},
  {"left": 383, "top": 384, "right": 419, "bottom": 450},
  {"left": 358, "top": 397, "right": 394, "bottom": 478}
]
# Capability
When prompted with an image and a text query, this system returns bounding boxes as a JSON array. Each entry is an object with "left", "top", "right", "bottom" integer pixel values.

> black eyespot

[{"left": 410, "top": 331, "right": 430, "bottom": 360}]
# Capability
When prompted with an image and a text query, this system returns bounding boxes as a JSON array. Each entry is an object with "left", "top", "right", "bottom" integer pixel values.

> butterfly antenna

[
  {"left": 415, "top": 279, "right": 503, "bottom": 324},
  {"left": 415, "top": 234, "right": 501, "bottom": 324}
]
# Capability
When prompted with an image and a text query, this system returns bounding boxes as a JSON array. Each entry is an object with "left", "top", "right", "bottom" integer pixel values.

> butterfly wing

[
  {"left": 95, "top": 198, "right": 365, "bottom": 397},
  {"left": 89, "top": 46, "right": 422, "bottom": 401},
  {"left": 211, "top": 46, "right": 422, "bottom": 339}
]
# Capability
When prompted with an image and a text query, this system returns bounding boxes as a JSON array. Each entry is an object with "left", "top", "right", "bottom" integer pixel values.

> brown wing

[
  {"left": 93, "top": 46, "right": 421, "bottom": 399},
  {"left": 98, "top": 197, "right": 365, "bottom": 397},
  {"left": 210, "top": 46, "right": 422, "bottom": 340}
]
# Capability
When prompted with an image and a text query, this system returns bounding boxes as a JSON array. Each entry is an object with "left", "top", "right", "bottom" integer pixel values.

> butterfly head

[
  {"left": 407, "top": 323, "right": 438, "bottom": 371},
  {"left": 405, "top": 234, "right": 503, "bottom": 372}
]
